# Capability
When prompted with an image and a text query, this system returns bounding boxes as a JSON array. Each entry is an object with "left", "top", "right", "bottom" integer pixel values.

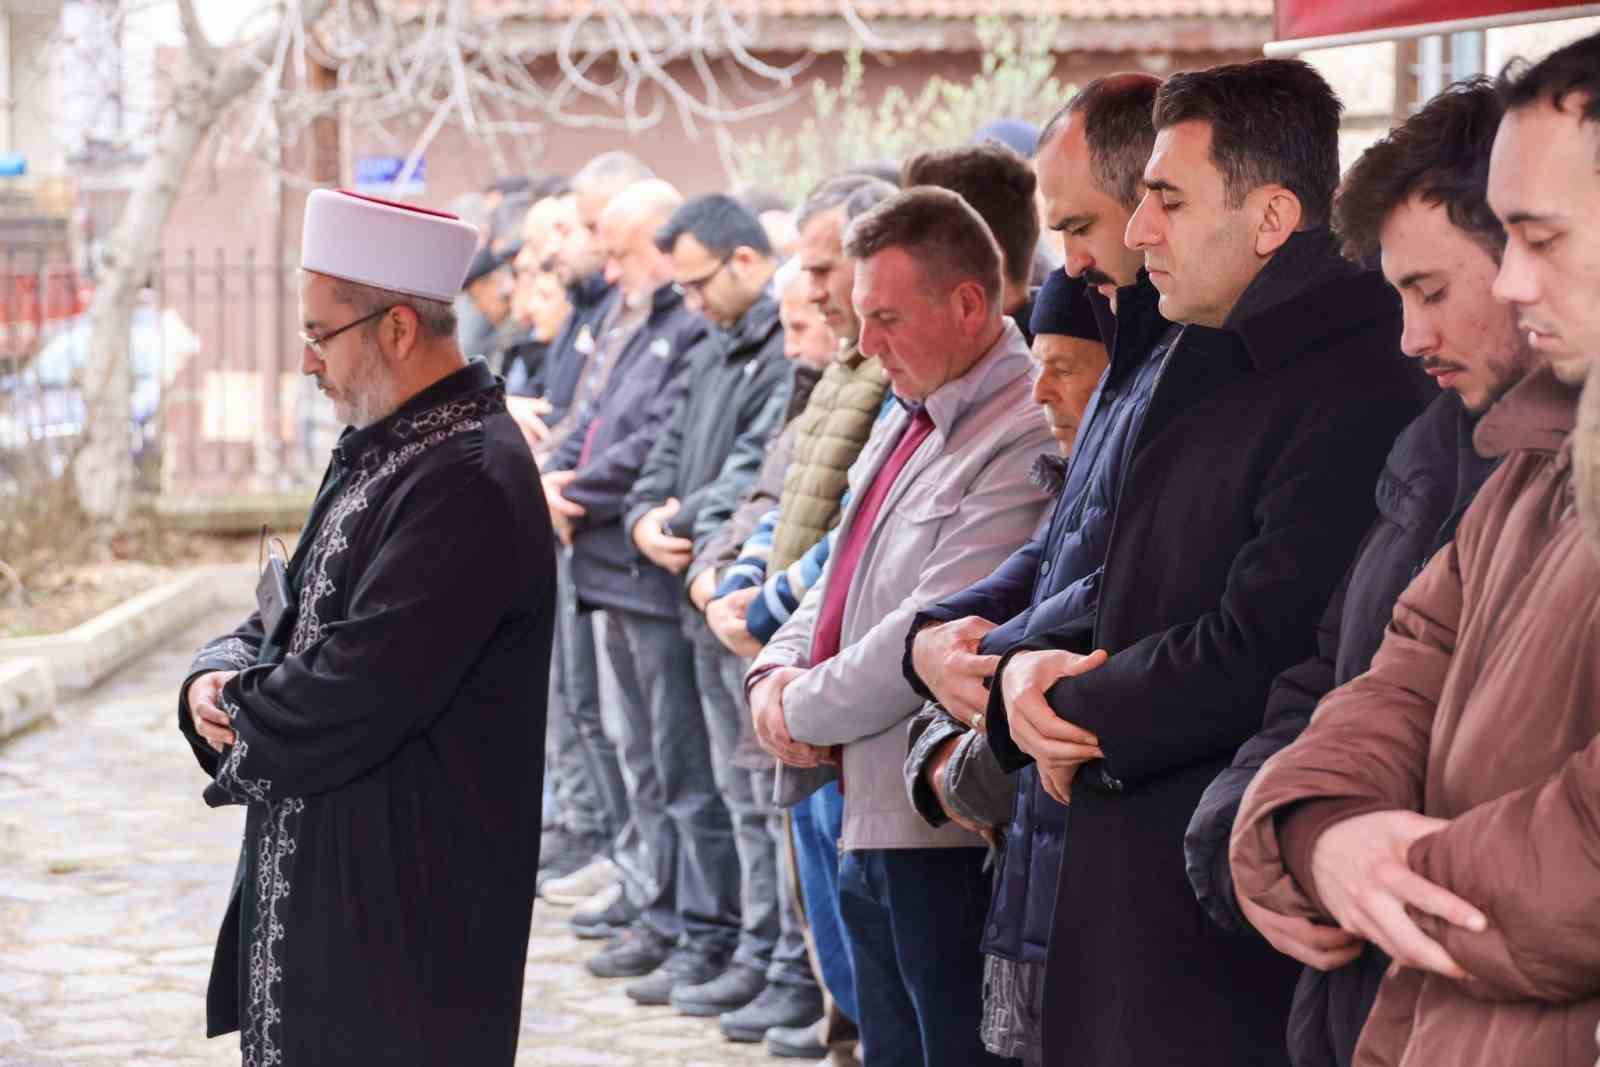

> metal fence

[{"left": 0, "top": 248, "right": 340, "bottom": 502}]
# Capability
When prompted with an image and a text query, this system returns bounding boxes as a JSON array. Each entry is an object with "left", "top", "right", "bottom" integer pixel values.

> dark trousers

[
  {"left": 603, "top": 607, "right": 739, "bottom": 957},
  {"left": 689, "top": 614, "right": 815, "bottom": 987},
  {"left": 548, "top": 549, "right": 627, "bottom": 840},
  {"left": 838, "top": 848, "right": 1016, "bottom": 1067}
]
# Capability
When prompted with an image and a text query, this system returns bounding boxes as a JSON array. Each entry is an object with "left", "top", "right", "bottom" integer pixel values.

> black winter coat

[
  {"left": 531, "top": 272, "right": 616, "bottom": 426},
  {"left": 985, "top": 230, "right": 1432, "bottom": 1067},
  {"left": 623, "top": 289, "right": 793, "bottom": 566},
  {"left": 553, "top": 283, "right": 707, "bottom": 619},
  {"left": 1184, "top": 390, "right": 1496, "bottom": 1067}
]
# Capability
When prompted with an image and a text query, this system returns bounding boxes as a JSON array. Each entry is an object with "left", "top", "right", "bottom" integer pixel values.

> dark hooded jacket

[
  {"left": 553, "top": 283, "right": 707, "bottom": 619},
  {"left": 1184, "top": 389, "right": 1497, "bottom": 1067},
  {"left": 531, "top": 272, "right": 616, "bottom": 426},
  {"left": 983, "top": 230, "right": 1431, "bottom": 1067},
  {"left": 623, "top": 289, "right": 793, "bottom": 581}
]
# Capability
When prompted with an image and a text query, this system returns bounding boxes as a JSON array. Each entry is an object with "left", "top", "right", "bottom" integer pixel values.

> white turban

[{"left": 301, "top": 189, "right": 479, "bottom": 302}]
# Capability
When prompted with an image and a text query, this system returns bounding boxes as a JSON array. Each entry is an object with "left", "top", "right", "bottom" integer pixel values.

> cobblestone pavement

[{"left": 0, "top": 591, "right": 772, "bottom": 1066}]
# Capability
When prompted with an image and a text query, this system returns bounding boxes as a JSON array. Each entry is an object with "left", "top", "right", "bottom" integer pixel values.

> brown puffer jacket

[
  {"left": 1230, "top": 365, "right": 1600, "bottom": 1067},
  {"left": 768, "top": 341, "right": 888, "bottom": 571}
]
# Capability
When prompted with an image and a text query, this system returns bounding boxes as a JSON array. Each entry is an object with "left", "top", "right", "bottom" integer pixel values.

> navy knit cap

[
  {"left": 1030, "top": 268, "right": 1101, "bottom": 341},
  {"left": 973, "top": 117, "right": 1041, "bottom": 159}
]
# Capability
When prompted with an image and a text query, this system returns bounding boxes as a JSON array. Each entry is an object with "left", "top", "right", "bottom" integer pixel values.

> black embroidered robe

[{"left": 178, "top": 361, "right": 557, "bottom": 1066}]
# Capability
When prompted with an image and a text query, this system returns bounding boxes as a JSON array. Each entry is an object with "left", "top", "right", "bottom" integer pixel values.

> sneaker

[
  {"left": 568, "top": 884, "right": 635, "bottom": 940},
  {"left": 670, "top": 961, "right": 766, "bottom": 1017},
  {"left": 541, "top": 856, "right": 619, "bottom": 906},
  {"left": 537, "top": 829, "right": 601, "bottom": 888},
  {"left": 624, "top": 948, "right": 726, "bottom": 1006},
  {"left": 763, "top": 1019, "right": 829, "bottom": 1059},
  {"left": 585, "top": 925, "right": 672, "bottom": 979},
  {"left": 721, "top": 980, "right": 824, "bottom": 1042}
]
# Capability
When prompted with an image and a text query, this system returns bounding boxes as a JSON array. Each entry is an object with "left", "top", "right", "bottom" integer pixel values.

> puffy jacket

[
  {"left": 1184, "top": 390, "right": 1494, "bottom": 1067},
  {"left": 552, "top": 283, "right": 707, "bottom": 619},
  {"left": 768, "top": 342, "right": 889, "bottom": 570},
  {"left": 901, "top": 273, "right": 1170, "bottom": 966},
  {"left": 1232, "top": 366, "right": 1600, "bottom": 1067}
]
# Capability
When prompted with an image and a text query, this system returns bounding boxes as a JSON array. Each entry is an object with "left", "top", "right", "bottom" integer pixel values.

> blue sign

[
  {"left": 0, "top": 154, "right": 26, "bottom": 177},
  {"left": 354, "top": 155, "right": 425, "bottom": 196}
]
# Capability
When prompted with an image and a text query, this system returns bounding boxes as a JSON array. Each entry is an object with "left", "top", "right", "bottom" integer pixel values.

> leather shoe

[
  {"left": 624, "top": 949, "right": 726, "bottom": 1006},
  {"left": 568, "top": 884, "right": 635, "bottom": 940},
  {"left": 585, "top": 926, "right": 672, "bottom": 979},
  {"left": 763, "top": 1018, "right": 828, "bottom": 1059},
  {"left": 670, "top": 961, "right": 766, "bottom": 1017},
  {"left": 722, "top": 981, "right": 824, "bottom": 1042}
]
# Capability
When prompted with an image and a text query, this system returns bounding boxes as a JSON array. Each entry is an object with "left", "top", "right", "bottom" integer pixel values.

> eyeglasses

[
  {"left": 677, "top": 253, "right": 734, "bottom": 298},
  {"left": 299, "top": 305, "right": 396, "bottom": 356}
]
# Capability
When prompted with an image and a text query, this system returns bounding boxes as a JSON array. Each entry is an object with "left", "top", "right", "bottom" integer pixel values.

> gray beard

[{"left": 338, "top": 339, "right": 399, "bottom": 428}]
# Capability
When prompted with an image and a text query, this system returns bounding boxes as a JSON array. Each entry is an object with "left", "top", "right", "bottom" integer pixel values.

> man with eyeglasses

[
  {"left": 614, "top": 193, "right": 794, "bottom": 1014},
  {"left": 178, "top": 189, "right": 557, "bottom": 1066}
]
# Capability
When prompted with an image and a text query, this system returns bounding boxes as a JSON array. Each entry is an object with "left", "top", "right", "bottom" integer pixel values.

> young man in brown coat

[{"left": 1230, "top": 33, "right": 1600, "bottom": 1067}]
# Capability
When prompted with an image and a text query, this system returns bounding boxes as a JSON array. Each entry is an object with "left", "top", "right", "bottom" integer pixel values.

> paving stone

[{"left": 0, "top": 591, "right": 768, "bottom": 1066}]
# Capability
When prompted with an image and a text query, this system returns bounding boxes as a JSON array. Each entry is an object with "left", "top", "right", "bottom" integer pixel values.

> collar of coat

[
  {"left": 917, "top": 318, "right": 1033, "bottom": 437},
  {"left": 1213, "top": 228, "right": 1399, "bottom": 375},
  {"left": 1473, "top": 364, "right": 1580, "bottom": 460},
  {"left": 715, "top": 288, "right": 782, "bottom": 357},
  {"left": 570, "top": 271, "right": 612, "bottom": 309},
  {"left": 333, "top": 358, "right": 502, "bottom": 469}
]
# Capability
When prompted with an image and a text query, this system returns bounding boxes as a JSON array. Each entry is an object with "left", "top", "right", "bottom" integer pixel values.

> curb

[{"left": 0, "top": 562, "right": 253, "bottom": 741}]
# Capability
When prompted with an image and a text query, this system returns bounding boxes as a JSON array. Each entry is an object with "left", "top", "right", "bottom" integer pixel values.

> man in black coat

[
  {"left": 983, "top": 59, "right": 1431, "bottom": 1067},
  {"left": 620, "top": 194, "right": 795, "bottom": 1012},
  {"left": 1184, "top": 79, "right": 1536, "bottom": 1067}
]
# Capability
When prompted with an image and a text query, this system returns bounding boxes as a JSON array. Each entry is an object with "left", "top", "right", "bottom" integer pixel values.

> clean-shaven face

[{"left": 1488, "top": 98, "right": 1600, "bottom": 384}]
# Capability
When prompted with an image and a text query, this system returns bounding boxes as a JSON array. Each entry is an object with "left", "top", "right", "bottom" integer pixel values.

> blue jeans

[
  {"left": 790, "top": 782, "right": 856, "bottom": 1021},
  {"left": 837, "top": 848, "right": 1014, "bottom": 1067}
]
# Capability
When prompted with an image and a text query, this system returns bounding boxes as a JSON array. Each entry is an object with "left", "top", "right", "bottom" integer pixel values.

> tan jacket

[
  {"left": 751, "top": 322, "right": 1052, "bottom": 850},
  {"left": 1231, "top": 366, "right": 1600, "bottom": 1067},
  {"left": 769, "top": 342, "right": 889, "bottom": 571}
]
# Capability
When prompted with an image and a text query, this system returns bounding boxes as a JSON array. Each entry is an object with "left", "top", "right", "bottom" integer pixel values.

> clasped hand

[{"left": 999, "top": 648, "right": 1109, "bottom": 804}]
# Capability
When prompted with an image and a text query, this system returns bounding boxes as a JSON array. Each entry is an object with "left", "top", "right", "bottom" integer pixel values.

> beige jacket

[
  {"left": 1231, "top": 366, "right": 1600, "bottom": 1067},
  {"left": 750, "top": 322, "right": 1052, "bottom": 850}
]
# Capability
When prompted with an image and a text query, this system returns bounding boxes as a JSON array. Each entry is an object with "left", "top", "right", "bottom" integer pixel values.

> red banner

[{"left": 1277, "top": 0, "right": 1579, "bottom": 41}]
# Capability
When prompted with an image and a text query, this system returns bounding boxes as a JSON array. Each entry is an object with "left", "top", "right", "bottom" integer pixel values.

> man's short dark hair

[
  {"left": 1039, "top": 73, "right": 1162, "bottom": 209},
  {"left": 901, "top": 143, "right": 1040, "bottom": 287},
  {"left": 1498, "top": 30, "right": 1600, "bottom": 131},
  {"left": 1152, "top": 58, "right": 1343, "bottom": 229},
  {"left": 843, "top": 186, "right": 1003, "bottom": 309},
  {"left": 1334, "top": 78, "right": 1506, "bottom": 265},
  {"left": 484, "top": 175, "right": 533, "bottom": 198},
  {"left": 655, "top": 193, "right": 773, "bottom": 257}
]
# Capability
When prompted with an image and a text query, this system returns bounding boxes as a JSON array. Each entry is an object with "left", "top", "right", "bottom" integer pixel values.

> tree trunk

[{"left": 72, "top": 0, "right": 331, "bottom": 520}]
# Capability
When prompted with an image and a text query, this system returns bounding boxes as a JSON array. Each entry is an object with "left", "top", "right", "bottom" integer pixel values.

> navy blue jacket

[
  {"left": 550, "top": 283, "right": 707, "bottom": 619},
  {"left": 1184, "top": 390, "right": 1496, "bottom": 1067},
  {"left": 904, "top": 273, "right": 1171, "bottom": 966},
  {"left": 532, "top": 272, "right": 616, "bottom": 427}
]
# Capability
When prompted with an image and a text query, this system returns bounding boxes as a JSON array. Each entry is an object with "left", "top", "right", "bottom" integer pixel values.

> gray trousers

[
  {"left": 604, "top": 607, "right": 740, "bottom": 957},
  {"left": 690, "top": 614, "right": 815, "bottom": 987},
  {"left": 547, "top": 550, "right": 628, "bottom": 840}
]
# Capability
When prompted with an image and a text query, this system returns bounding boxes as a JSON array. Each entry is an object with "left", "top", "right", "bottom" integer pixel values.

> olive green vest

[{"left": 769, "top": 342, "right": 890, "bottom": 571}]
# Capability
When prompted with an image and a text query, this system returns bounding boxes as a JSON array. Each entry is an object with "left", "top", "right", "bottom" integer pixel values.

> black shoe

[
  {"left": 762, "top": 1018, "right": 828, "bottom": 1058},
  {"left": 670, "top": 961, "right": 766, "bottom": 1017},
  {"left": 624, "top": 949, "right": 726, "bottom": 1006},
  {"left": 585, "top": 926, "right": 672, "bottom": 979},
  {"left": 721, "top": 980, "right": 824, "bottom": 1043},
  {"left": 568, "top": 885, "right": 636, "bottom": 941}
]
